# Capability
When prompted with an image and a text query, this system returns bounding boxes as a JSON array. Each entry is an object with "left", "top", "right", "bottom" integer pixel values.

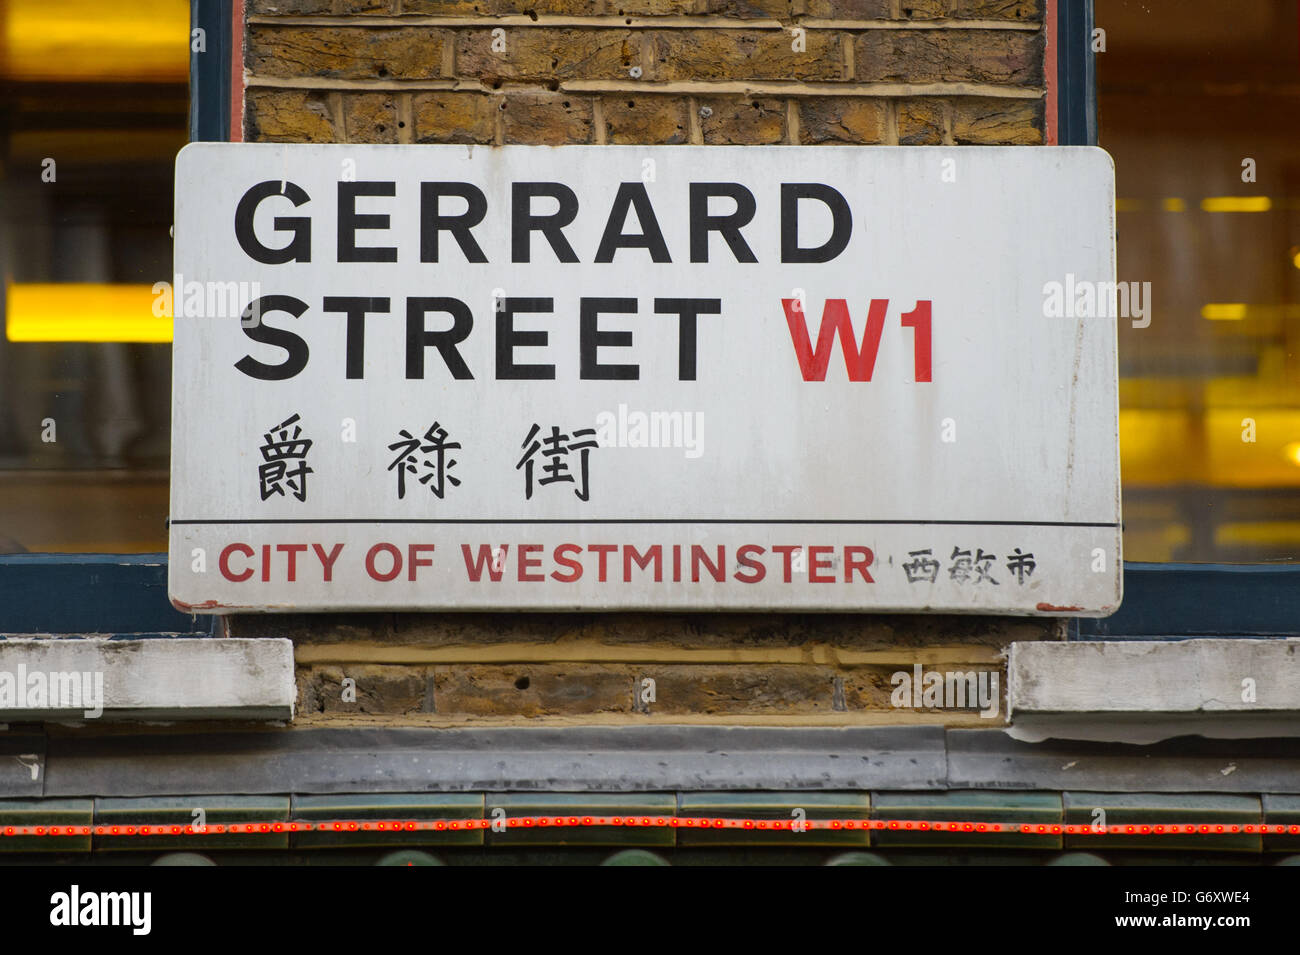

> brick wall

[
  {"left": 229, "top": 611, "right": 1058, "bottom": 726},
  {"left": 243, "top": 0, "right": 1045, "bottom": 148},
  {"left": 235, "top": 0, "right": 1055, "bottom": 726}
]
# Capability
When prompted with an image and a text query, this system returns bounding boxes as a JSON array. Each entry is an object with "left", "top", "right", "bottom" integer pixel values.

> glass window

[
  {"left": 1099, "top": 0, "right": 1300, "bottom": 561},
  {"left": 0, "top": 0, "right": 187, "bottom": 554}
]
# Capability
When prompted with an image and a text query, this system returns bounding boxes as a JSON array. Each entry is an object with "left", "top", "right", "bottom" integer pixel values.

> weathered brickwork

[
  {"left": 228, "top": 612, "right": 1056, "bottom": 725},
  {"left": 243, "top": 1, "right": 1045, "bottom": 147},
  {"left": 238, "top": 0, "right": 1051, "bottom": 725}
]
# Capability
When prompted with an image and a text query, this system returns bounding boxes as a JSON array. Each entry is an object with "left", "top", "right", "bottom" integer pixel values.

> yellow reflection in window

[
  {"left": 0, "top": 0, "right": 189, "bottom": 83},
  {"left": 5, "top": 284, "right": 170, "bottom": 343}
]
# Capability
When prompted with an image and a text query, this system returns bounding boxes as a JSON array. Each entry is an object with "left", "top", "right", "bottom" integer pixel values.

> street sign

[{"left": 169, "top": 143, "right": 1120, "bottom": 614}]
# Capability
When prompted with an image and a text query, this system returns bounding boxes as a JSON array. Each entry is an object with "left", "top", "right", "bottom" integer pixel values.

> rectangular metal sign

[{"left": 169, "top": 143, "right": 1120, "bottom": 614}]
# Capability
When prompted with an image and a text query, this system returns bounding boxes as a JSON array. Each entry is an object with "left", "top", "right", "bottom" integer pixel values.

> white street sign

[{"left": 169, "top": 143, "right": 1120, "bottom": 615}]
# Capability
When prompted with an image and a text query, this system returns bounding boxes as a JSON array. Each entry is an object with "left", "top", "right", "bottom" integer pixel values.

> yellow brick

[
  {"left": 951, "top": 96, "right": 1042, "bottom": 143},
  {"left": 247, "top": 0, "right": 334, "bottom": 14},
  {"left": 855, "top": 28, "right": 1042, "bottom": 85},
  {"left": 456, "top": 29, "right": 641, "bottom": 84},
  {"left": 413, "top": 91, "right": 498, "bottom": 144},
  {"left": 613, "top": 0, "right": 697, "bottom": 13},
  {"left": 649, "top": 29, "right": 846, "bottom": 82},
  {"left": 700, "top": 0, "right": 796, "bottom": 16},
  {"left": 802, "top": 0, "right": 891, "bottom": 18},
  {"left": 798, "top": 97, "right": 886, "bottom": 143},
  {"left": 247, "top": 26, "right": 449, "bottom": 80},
  {"left": 603, "top": 95, "right": 690, "bottom": 144},
  {"left": 245, "top": 88, "right": 339, "bottom": 142},
  {"left": 340, "top": 0, "right": 397, "bottom": 13},
  {"left": 648, "top": 665, "right": 837, "bottom": 715},
  {"left": 897, "top": 0, "right": 952, "bottom": 18},
  {"left": 433, "top": 665, "right": 633, "bottom": 717},
  {"left": 806, "top": 0, "right": 1039, "bottom": 19},
  {"left": 342, "top": 92, "right": 400, "bottom": 142},
  {"left": 301, "top": 665, "right": 432, "bottom": 716},
  {"left": 503, "top": 92, "right": 595, "bottom": 144},
  {"left": 954, "top": 0, "right": 1042, "bottom": 21},
  {"left": 897, "top": 97, "right": 945, "bottom": 143},
  {"left": 404, "top": 0, "right": 597, "bottom": 12},
  {"left": 699, "top": 96, "right": 785, "bottom": 144}
]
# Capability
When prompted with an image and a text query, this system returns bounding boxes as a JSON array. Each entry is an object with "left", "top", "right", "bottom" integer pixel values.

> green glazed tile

[
  {"left": 872, "top": 791, "right": 1062, "bottom": 849},
  {"left": 1047, "top": 852, "right": 1110, "bottom": 865},
  {"left": 151, "top": 852, "right": 217, "bottom": 866},
  {"left": 0, "top": 798, "right": 93, "bottom": 854},
  {"left": 95, "top": 795, "right": 290, "bottom": 852},
  {"left": 1261, "top": 795, "right": 1300, "bottom": 853},
  {"left": 677, "top": 791, "right": 870, "bottom": 847},
  {"left": 486, "top": 793, "right": 676, "bottom": 847},
  {"left": 292, "top": 793, "right": 483, "bottom": 848},
  {"left": 601, "top": 849, "right": 670, "bottom": 866},
  {"left": 375, "top": 850, "right": 445, "bottom": 866},
  {"left": 1063, "top": 793, "right": 1261, "bottom": 853},
  {"left": 825, "top": 851, "right": 891, "bottom": 865}
]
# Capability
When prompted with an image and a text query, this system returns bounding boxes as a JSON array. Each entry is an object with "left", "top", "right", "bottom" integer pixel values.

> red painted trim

[
  {"left": 1044, "top": 0, "right": 1058, "bottom": 145},
  {"left": 230, "top": 0, "right": 245, "bottom": 142}
]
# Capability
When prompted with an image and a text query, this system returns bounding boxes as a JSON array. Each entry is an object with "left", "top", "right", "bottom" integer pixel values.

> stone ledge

[
  {"left": 0, "top": 638, "right": 294, "bottom": 723},
  {"left": 1007, "top": 639, "right": 1300, "bottom": 743}
]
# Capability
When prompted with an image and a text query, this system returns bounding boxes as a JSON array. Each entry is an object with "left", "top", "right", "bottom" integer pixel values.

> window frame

[{"left": 190, "top": 0, "right": 236, "bottom": 144}]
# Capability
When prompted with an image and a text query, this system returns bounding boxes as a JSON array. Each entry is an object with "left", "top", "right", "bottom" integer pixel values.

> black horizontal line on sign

[{"left": 169, "top": 519, "right": 1119, "bottom": 528}]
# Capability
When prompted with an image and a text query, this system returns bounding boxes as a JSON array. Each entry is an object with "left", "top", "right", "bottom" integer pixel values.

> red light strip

[{"left": 0, "top": 818, "right": 1295, "bottom": 837}]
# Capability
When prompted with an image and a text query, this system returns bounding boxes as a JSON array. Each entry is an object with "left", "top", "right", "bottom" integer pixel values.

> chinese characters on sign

[
  {"left": 517, "top": 424, "right": 599, "bottom": 501},
  {"left": 258, "top": 414, "right": 312, "bottom": 502},
  {"left": 903, "top": 547, "right": 1037, "bottom": 586},
  {"left": 264, "top": 417, "right": 604, "bottom": 504},
  {"left": 386, "top": 423, "right": 461, "bottom": 499}
]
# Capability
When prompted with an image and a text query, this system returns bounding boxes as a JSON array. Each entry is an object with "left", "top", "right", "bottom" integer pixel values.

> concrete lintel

[
  {"left": 1008, "top": 639, "right": 1300, "bottom": 744},
  {"left": 41, "top": 726, "right": 946, "bottom": 796},
  {"left": 0, "top": 638, "right": 294, "bottom": 722}
]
